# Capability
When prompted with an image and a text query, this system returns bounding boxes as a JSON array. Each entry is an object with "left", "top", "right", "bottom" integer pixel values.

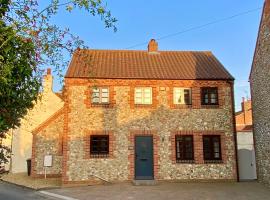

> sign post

[{"left": 43, "top": 155, "right": 52, "bottom": 179}]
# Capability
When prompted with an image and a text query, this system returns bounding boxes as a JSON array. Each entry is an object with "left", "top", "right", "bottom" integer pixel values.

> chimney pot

[{"left": 148, "top": 39, "right": 158, "bottom": 52}]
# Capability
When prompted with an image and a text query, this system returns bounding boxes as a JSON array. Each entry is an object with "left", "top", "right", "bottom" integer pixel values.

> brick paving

[{"left": 46, "top": 181, "right": 270, "bottom": 200}]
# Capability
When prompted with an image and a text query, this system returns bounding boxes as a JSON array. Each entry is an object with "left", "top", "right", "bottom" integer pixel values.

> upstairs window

[
  {"left": 203, "top": 135, "right": 222, "bottom": 161},
  {"left": 90, "top": 135, "right": 109, "bottom": 157},
  {"left": 201, "top": 87, "right": 218, "bottom": 105},
  {"left": 173, "top": 88, "right": 192, "bottom": 105},
  {"left": 175, "top": 135, "right": 194, "bottom": 162},
  {"left": 135, "top": 87, "right": 152, "bottom": 104},
  {"left": 92, "top": 87, "right": 109, "bottom": 104}
]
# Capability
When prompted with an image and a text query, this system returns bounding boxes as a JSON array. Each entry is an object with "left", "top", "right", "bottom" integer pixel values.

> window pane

[
  {"left": 184, "top": 89, "right": 191, "bottom": 104},
  {"left": 203, "top": 135, "right": 221, "bottom": 160},
  {"left": 135, "top": 97, "right": 142, "bottom": 104},
  {"left": 135, "top": 88, "right": 142, "bottom": 93},
  {"left": 101, "top": 88, "right": 108, "bottom": 92},
  {"left": 90, "top": 135, "right": 109, "bottom": 155},
  {"left": 144, "top": 93, "right": 151, "bottom": 98},
  {"left": 92, "top": 97, "right": 99, "bottom": 103},
  {"left": 93, "top": 88, "right": 99, "bottom": 93},
  {"left": 102, "top": 92, "right": 109, "bottom": 97},
  {"left": 144, "top": 88, "right": 151, "bottom": 93},
  {"left": 176, "top": 135, "right": 193, "bottom": 161},
  {"left": 135, "top": 93, "right": 142, "bottom": 98},
  {"left": 174, "top": 93, "right": 181, "bottom": 104},
  {"left": 144, "top": 97, "right": 151, "bottom": 104},
  {"left": 101, "top": 98, "right": 108, "bottom": 103}
]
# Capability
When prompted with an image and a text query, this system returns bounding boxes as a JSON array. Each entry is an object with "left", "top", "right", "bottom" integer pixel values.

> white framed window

[
  {"left": 92, "top": 87, "right": 109, "bottom": 104},
  {"left": 135, "top": 87, "right": 152, "bottom": 104},
  {"left": 173, "top": 88, "right": 192, "bottom": 105}
]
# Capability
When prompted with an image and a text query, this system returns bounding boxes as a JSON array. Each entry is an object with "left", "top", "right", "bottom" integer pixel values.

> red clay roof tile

[{"left": 65, "top": 49, "right": 234, "bottom": 80}]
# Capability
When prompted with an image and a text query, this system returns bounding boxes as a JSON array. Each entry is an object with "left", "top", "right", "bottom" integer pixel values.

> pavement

[
  {"left": 45, "top": 181, "right": 270, "bottom": 200},
  {"left": 1, "top": 179, "right": 270, "bottom": 200},
  {"left": 0, "top": 181, "right": 57, "bottom": 200}
]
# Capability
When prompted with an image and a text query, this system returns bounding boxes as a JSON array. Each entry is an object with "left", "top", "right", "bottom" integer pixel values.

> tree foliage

[{"left": 0, "top": 0, "right": 116, "bottom": 167}]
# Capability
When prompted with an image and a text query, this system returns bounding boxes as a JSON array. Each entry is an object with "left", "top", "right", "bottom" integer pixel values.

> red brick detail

[
  {"left": 62, "top": 179, "right": 104, "bottom": 186},
  {"left": 84, "top": 86, "right": 115, "bottom": 108},
  {"left": 32, "top": 107, "right": 64, "bottom": 134},
  {"left": 62, "top": 86, "right": 71, "bottom": 183},
  {"left": 32, "top": 174, "right": 62, "bottom": 178},
  {"left": 170, "top": 131, "right": 228, "bottom": 165},
  {"left": 191, "top": 87, "right": 201, "bottom": 109},
  {"left": 31, "top": 134, "right": 37, "bottom": 177},
  {"left": 58, "top": 131, "right": 63, "bottom": 156},
  {"left": 128, "top": 130, "right": 160, "bottom": 180},
  {"left": 84, "top": 130, "right": 115, "bottom": 159},
  {"left": 129, "top": 86, "right": 158, "bottom": 109}
]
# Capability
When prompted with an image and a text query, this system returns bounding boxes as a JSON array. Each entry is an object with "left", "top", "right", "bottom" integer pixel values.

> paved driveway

[{"left": 46, "top": 181, "right": 270, "bottom": 200}]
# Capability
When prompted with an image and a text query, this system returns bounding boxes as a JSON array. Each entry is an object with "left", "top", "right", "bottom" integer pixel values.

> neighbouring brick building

[
  {"left": 250, "top": 0, "right": 270, "bottom": 186},
  {"left": 31, "top": 39, "right": 237, "bottom": 185}
]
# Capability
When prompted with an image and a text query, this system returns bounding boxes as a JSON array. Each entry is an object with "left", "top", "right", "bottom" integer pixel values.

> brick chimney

[
  {"left": 241, "top": 97, "right": 252, "bottom": 125},
  {"left": 43, "top": 68, "right": 53, "bottom": 92},
  {"left": 148, "top": 39, "right": 158, "bottom": 53}
]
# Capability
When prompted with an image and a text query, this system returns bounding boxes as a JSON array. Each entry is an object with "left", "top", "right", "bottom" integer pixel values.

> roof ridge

[{"left": 76, "top": 48, "right": 212, "bottom": 53}]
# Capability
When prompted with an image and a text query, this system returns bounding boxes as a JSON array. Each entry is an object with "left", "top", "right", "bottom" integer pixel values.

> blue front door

[{"left": 135, "top": 136, "right": 154, "bottom": 180}]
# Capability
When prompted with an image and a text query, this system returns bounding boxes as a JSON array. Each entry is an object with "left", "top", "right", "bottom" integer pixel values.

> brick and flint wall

[
  {"left": 250, "top": 0, "right": 270, "bottom": 186},
  {"left": 31, "top": 109, "right": 64, "bottom": 178},
  {"left": 61, "top": 78, "right": 237, "bottom": 184}
]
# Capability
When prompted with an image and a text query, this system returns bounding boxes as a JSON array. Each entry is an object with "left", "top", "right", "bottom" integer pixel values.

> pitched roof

[
  {"left": 236, "top": 125, "right": 253, "bottom": 132},
  {"left": 66, "top": 48, "right": 233, "bottom": 80}
]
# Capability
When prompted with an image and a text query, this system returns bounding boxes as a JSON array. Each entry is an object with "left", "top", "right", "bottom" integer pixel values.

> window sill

[
  {"left": 88, "top": 154, "right": 110, "bottom": 159},
  {"left": 172, "top": 104, "right": 192, "bottom": 109},
  {"left": 134, "top": 104, "right": 154, "bottom": 108},
  {"left": 201, "top": 105, "right": 220, "bottom": 109},
  {"left": 176, "top": 160, "right": 195, "bottom": 164},
  {"left": 90, "top": 103, "right": 114, "bottom": 108},
  {"left": 204, "top": 160, "right": 223, "bottom": 164}
]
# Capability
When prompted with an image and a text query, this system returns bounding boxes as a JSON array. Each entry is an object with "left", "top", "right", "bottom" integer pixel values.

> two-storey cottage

[{"left": 31, "top": 39, "right": 237, "bottom": 185}]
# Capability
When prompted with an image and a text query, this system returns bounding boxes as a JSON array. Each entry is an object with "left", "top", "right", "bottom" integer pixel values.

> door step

[{"left": 132, "top": 180, "right": 157, "bottom": 186}]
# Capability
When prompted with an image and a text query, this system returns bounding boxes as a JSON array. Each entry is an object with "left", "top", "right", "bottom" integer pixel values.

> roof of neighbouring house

[
  {"left": 236, "top": 125, "right": 253, "bottom": 132},
  {"left": 65, "top": 42, "right": 234, "bottom": 80}
]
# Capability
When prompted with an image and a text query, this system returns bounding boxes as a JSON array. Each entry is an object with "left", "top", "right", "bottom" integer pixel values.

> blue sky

[{"left": 50, "top": 0, "right": 264, "bottom": 111}]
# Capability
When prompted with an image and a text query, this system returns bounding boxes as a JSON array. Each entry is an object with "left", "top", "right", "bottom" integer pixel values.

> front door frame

[
  {"left": 135, "top": 135, "right": 154, "bottom": 180},
  {"left": 128, "top": 130, "right": 159, "bottom": 180}
]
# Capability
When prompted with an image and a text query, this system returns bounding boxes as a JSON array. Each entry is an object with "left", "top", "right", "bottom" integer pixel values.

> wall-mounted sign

[{"left": 43, "top": 155, "right": 52, "bottom": 167}]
